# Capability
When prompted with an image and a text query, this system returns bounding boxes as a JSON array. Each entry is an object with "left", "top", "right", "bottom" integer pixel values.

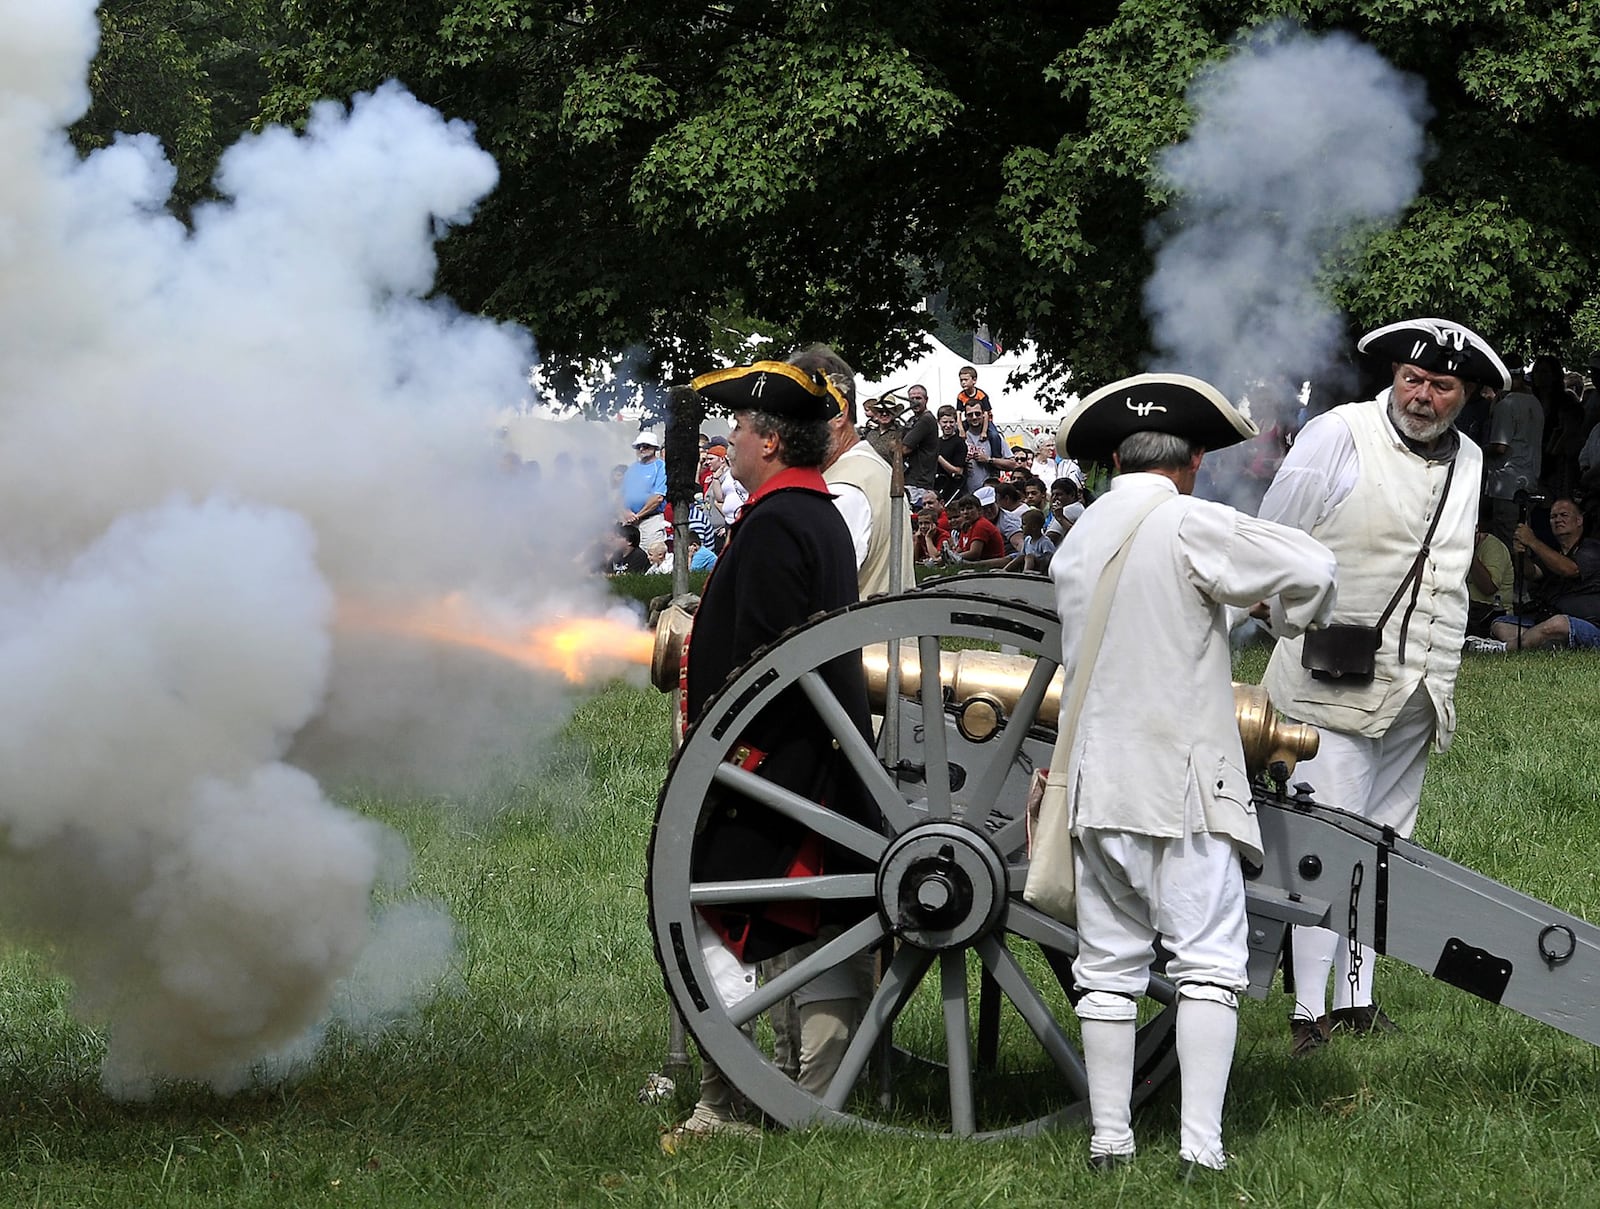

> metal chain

[{"left": 1347, "top": 861, "right": 1365, "bottom": 1001}]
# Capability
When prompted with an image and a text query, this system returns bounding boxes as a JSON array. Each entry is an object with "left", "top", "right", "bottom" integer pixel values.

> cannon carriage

[{"left": 646, "top": 575, "right": 1600, "bottom": 1138}]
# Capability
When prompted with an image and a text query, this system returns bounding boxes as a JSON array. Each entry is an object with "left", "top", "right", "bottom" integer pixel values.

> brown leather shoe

[
  {"left": 1330, "top": 1004, "right": 1400, "bottom": 1034},
  {"left": 1289, "top": 1014, "right": 1331, "bottom": 1057}
]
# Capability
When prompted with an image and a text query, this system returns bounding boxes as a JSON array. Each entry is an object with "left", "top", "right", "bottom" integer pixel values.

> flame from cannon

[{"left": 338, "top": 595, "right": 654, "bottom": 683}]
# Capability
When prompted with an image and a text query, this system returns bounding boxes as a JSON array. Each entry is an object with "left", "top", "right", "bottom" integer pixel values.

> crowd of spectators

[
  {"left": 581, "top": 352, "right": 1600, "bottom": 655},
  {"left": 588, "top": 364, "right": 1090, "bottom": 582}
]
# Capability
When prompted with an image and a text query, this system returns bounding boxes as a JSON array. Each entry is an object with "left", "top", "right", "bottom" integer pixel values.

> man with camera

[
  {"left": 1488, "top": 498, "right": 1600, "bottom": 651},
  {"left": 1258, "top": 318, "right": 1510, "bottom": 1056}
]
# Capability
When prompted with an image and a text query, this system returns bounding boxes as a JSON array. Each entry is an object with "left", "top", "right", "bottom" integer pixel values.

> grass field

[{"left": 4, "top": 647, "right": 1600, "bottom": 1207}]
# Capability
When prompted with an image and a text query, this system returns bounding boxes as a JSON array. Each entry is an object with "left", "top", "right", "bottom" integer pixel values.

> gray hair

[
  {"left": 1115, "top": 430, "right": 1200, "bottom": 473},
  {"left": 744, "top": 410, "right": 831, "bottom": 469}
]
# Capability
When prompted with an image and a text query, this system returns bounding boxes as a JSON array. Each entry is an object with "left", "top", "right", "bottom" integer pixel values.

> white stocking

[
  {"left": 1077, "top": 992, "right": 1137, "bottom": 1159},
  {"left": 1176, "top": 991, "right": 1237, "bottom": 1170},
  {"left": 1291, "top": 924, "right": 1338, "bottom": 1020},
  {"left": 1332, "top": 941, "right": 1376, "bottom": 1010}
]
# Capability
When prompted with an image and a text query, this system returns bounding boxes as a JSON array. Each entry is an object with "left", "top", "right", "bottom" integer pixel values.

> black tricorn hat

[
  {"left": 1056, "top": 373, "right": 1258, "bottom": 466},
  {"left": 691, "top": 361, "right": 847, "bottom": 422},
  {"left": 1357, "top": 318, "right": 1511, "bottom": 390}
]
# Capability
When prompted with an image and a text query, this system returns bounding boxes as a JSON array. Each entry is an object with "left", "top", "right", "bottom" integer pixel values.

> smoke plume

[
  {"left": 1, "top": 1, "right": 619, "bottom": 1093},
  {"left": 1145, "top": 23, "right": 1431, "bottom": 420}
]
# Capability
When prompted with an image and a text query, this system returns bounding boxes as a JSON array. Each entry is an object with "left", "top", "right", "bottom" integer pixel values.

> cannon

[{"left": 646, "top": 576, "right": 1600, "bottom": 1138}]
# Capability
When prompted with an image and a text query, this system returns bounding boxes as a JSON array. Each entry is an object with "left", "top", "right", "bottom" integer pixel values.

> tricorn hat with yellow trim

[
  {"left": 691, "top": 361, "right": 847, "bottom": 422},
  {"left": 1357, "top": 318, "right": 1510, "bottom": 390},
  {"left": 1056, "top": 372, "right": 1258, "bottom": 466}
]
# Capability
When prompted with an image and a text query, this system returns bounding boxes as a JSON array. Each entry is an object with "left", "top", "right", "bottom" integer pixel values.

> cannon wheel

[{"left": 647, "top": 591, "right": 1180, "bottom": 1139}]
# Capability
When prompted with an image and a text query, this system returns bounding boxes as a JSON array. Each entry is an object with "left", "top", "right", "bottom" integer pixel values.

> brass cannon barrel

[
  {"left": 648, "top": 606, "right": 1316, "bottom": 776},
  {"left": 860, "top": 643, "right": 1317, "bottom": 778}
]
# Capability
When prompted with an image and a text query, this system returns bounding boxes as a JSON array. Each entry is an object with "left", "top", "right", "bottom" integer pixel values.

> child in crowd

[{"left": 1005, "top": 508, "right": 1055, "bottom": 573}]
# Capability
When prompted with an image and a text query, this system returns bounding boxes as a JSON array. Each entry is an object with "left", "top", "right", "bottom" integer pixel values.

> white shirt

[
  {"left": 710, "top": 467, "right": 748, "bottom": 525},
  {"left": 1050, "top": 473, "right": 1337, "bottom": 859},
  {"left": 830, "top": 482, "right": 873, "bottom": 569}
]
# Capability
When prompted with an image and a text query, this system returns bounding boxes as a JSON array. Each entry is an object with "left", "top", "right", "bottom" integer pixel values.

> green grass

[{"left": 5, "top": 653, "right": 1600, "bottom": 1206}]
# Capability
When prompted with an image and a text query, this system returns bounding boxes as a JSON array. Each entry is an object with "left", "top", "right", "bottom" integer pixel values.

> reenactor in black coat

[{"left": 669, "top": 356, "right": 877, "bottom": 1138}]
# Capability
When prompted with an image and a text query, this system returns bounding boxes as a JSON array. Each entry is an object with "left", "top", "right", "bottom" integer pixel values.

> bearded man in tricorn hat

[
  {"left": 1259, "top": 318, "right": 1509, "bottom": 1056},
  {"left": 1040, "top": 375, "right": 1337, "bottom": 1176}
]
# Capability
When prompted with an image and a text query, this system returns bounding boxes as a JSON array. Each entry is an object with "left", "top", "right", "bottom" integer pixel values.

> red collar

[{"left": 746, "top": 465, "right": 832, "bottom": 507}]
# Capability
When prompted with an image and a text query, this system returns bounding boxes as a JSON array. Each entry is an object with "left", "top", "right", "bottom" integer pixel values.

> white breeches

[
  {"left": 1071, "top": 828, "right": 1249, "bottom": 1001},
  {"left": 1290, "top": 686, "right": 1437, "bottom": 838},
  {"left": 1289, "top": 687, "right": 1438, "bottom": 1017}
]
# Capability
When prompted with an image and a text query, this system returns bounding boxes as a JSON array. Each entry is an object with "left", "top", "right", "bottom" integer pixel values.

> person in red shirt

[{"left": 946, "top": 493, "right": 1007, "bottom": 563}]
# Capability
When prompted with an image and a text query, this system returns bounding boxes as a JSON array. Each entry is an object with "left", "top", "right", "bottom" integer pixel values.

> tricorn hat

[
  {"left": 691, "top": 360, "right": 847, "bottom": 422},
  {"left": 1056, "top": 373, "right": 1258, "bottom": 466},
  {"left": 1357, "top": 318, "right": 1511, "bottom": 390}
]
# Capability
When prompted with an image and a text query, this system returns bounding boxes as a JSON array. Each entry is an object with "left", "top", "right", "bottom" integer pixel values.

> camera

[{"left": 1514, "top": 487, "right": 1549, "bottom": 521}]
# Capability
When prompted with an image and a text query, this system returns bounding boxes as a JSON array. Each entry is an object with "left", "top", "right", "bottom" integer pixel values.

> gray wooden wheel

[{"left": 647, "top": 590, "right": 1179, "bottom": 1139}]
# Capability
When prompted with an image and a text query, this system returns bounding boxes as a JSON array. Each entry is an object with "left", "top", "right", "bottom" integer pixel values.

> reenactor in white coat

[
  {"left": 1259, "top": 318, "right": 1508, "bottom": 1054},
  {"left": 1045, "top": 374, "right": 1338, "bottom": 1176}
]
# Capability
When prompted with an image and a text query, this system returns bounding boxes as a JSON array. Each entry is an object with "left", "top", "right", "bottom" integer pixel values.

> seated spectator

[
  {"left": 1467, "top": 512, "right": 1514, "bottom": 637},
  {"left": 1004, "top": 508, "right": 1056, "bottom": 574},
  {"left": 645, "top": 541, "right": 673, "bottom": 575},
  {"left": 1021, "top": 477, "right": 1049, "bottom": 515},
  {"left": 993, "top": 482, "right": 1027, "bottom": 551},
  {"left": 1046, "top": 477, "right": 1085, "bottom": 542},
  {"left": 943, "top": 493, "right": 1007, "bottom": 564},
  {"left": 607, "top": 523, "right": 650, "bottom": 575},
  {"left": 914, "top": 501, "right": 950, "bottom": 564},
  {"left": 688, "top": 535, "right": 718, "bottom": 572},
  {"left": 1488, "top": 499, "right": 1600, "bottom": 650}
]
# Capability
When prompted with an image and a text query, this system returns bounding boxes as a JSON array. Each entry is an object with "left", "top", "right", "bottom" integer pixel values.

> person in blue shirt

[{"left": 621, "top": 430, "right": 668, "bottom": 548}]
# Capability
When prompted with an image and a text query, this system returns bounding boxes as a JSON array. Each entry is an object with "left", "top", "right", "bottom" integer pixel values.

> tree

[
  {"left": 73, "top": 0, "right": 281, "bottom": 214},
  {"left": 246, "top": 2, "right": 1600, "bottom": 394}
]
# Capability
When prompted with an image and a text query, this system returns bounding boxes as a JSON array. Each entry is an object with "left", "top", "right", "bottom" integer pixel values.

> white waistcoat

[
  {"left": 1264, "top": 400, "right": 1481, "bottom": 749},
  {"left": 824, "top": 443, "right": 914, "bottom": 597}
]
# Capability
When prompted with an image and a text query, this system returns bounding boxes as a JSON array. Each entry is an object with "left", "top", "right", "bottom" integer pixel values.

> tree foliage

[
  {"left": 84, "top": 1, "right": 1600, "bottom": 395},
  {"left": 73, "top": 0, "right": 280, "bottom": 213}
]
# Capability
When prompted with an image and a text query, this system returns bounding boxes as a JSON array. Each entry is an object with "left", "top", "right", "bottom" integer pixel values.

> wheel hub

[{"left": 877, "top": 821, "right": 1008, "bottom": 951}]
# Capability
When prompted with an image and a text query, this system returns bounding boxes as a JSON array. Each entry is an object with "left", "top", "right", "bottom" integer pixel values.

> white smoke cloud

[
  {"left": 1145, "top": 23, "right": 1432, "bottom": 412},
  {"left": 0, "top": 1, "right": 621, "bottom": 1092}
]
